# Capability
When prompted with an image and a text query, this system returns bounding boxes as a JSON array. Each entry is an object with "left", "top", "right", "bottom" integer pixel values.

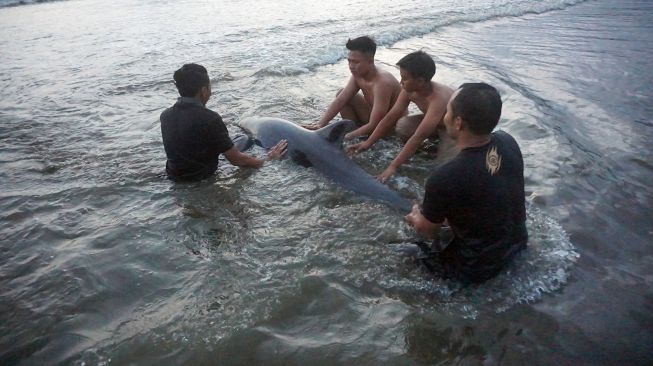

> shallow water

[{"left": 1, "top": 0, "right": 652, "bottom": 365}]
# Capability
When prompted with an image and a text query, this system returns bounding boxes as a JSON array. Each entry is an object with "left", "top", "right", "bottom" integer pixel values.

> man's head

[
  {"left": 396, "top": 51, "right": 435, "bottom": 91},
  {"left": 346, "top": 36, "right": 376, "bottom": 76},
  {"left": 444, "top": 83, "right": 502, "bottom": 138},
  {"left": 173, "top": 63, "right": 211, "bottom": 104},
  {"left": 346, "top": 36, "right": 376, "bottom": 57}
]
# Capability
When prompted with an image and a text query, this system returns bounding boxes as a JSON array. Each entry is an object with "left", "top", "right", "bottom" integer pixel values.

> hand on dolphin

[
  {"left": 347, "top": 140, "right": 371, "bottom": 156},
  {"left": 404, "top": 203, "right": 421, "bottom": 228},
  {"left": 266, "top": 139, "right": 288, "bottom": 161},
  {"left": 303, "top": 122, "right": 325, "bottom": 131},
  {"left": 404, "top": 202, "right": 442, "bottom": 239}
]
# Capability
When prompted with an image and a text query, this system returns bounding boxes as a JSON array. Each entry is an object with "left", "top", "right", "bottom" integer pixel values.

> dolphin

[{"left": 238, "top": 117, "right": 411, "bottom": 212}]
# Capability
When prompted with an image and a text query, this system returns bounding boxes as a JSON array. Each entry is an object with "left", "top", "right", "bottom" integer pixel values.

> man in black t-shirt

[
  {"left": 405, "top": 83, "right": 527, "bottom": 284},
  {"left": 161, "top": 64, "right": 287, "bottom": 181}
]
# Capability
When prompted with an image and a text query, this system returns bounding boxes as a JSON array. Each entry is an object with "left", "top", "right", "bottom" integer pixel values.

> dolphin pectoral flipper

[
  {"left": 290, "top": 150, "right": 312, "bottom": 167},
  {"left": 316, "top": 120, "right": 356, "bottom": 146}
]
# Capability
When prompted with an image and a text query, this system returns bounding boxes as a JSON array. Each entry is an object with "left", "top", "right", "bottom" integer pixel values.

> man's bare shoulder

[
  {"left": 435, "top": 81, "right": 454, "bottom": 94},
  {"left": 430, "top": 82, "right": 454, "bottom": 103},
  {"left": 376, "top": 69, "right": 400, "bottom": 85},
  {"left": 362, "top": 69, "right": 399, "bottom": 95}
]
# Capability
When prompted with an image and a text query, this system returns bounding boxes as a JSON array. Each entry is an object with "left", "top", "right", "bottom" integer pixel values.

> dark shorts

[
  {"left": 408, "top": 238, "right": 465, "bottom": 283},
  {"left": 413, "top": 230, "right": 526, "bottom": 286}
]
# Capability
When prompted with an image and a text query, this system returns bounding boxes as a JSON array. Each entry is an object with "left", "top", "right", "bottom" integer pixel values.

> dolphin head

[
  {"left": 238, "top": 117, "right": 305, "bottom": 148},
  {"left": 238, "top": 116, "right": 265, "bottom": 136}
]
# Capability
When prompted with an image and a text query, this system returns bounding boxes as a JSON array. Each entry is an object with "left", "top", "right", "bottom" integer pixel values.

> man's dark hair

[
  {"left": 173, "top": 63, "right": 210, "bottom": 97},
  {"left": 346, "top": 36, "right": 376, "bottom": 57},
  {"left": 396, "top": 51, "right": 435, "bottom": 81},
  {"left": 450, "top": 83, "right": 502, "bottom": 135}
]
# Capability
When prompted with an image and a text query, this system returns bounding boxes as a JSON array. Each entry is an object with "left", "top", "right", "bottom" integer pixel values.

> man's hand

[
  {"left": 266, "top": 139, "right": 288, "bottom": 160},
  {"left": 404, "top": 203, "right": 421, "bottom": 228},
  {"left": 404, "top": 202, "right": 441, "bottom": 239},
  {"left": 347, "top": 141, "right": 371, "bottom": 156},
  {"left": 304, "top": 122, "right": 326, "bottom": 131},
  {"left": 377, "top": 165, "right": 397, "bottom": 183}
]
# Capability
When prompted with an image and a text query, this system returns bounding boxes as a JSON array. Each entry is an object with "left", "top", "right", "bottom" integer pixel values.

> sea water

[{"left": 1, "top": 0, "right": 652, "bottom": 364}]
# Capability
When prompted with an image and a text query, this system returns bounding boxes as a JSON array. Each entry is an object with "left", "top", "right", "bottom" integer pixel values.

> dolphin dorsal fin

[{"left": 316, "top": 120, "right": 355, "bottom": 146}]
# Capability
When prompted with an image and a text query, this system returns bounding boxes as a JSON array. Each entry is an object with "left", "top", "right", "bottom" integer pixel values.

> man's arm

[
  {"left": 405, "top": 203, "right": 442, "bottom": 239},
  {"left": 377, "top": 101, "right": 445, "bottom": 182},
  {"left": 345, "top": 81, "right": 395, "bottom": 139},
  {"left": 223, "top": 140, "right": 287, "bottom": 168},
  {"left": 306, "top": 77, "right": 360, "bottom": 130},
  {"left": 347, "top": 90, "right": 410, "bottom": 154}
]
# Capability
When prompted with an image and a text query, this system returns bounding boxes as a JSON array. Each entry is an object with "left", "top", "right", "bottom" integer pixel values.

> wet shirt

[
  {"left": 422, "top": 130, "right": 528, "bottom": 284},
  {"left": 160, "top": 97, "right": 233, "bottom": 181}
]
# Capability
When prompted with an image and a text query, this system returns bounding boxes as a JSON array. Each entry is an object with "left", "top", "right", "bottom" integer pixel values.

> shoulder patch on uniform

[{"left": 486, "top": 146, "right": 502, "bottom": 175}]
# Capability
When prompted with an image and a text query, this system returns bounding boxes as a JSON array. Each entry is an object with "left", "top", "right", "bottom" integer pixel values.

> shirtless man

[
  {"left": 348, "top": 51, "right": 454, "bottom": 182},
  {"left": 306, "top": 36, "right": 403, "bottom": 140}
]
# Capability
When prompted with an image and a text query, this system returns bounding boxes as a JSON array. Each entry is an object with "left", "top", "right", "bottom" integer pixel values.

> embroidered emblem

[{"left": 486, "top": 146, "right": 502, "bottom": 175}]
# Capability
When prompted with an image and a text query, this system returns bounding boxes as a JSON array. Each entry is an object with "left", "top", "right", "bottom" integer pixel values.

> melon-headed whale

[{"left": 238, "top": 117, "right": 411, "bottom": 212}]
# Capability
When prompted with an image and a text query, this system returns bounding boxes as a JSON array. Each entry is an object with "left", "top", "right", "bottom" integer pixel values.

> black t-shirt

[
  {"left": 160, "top": 97, "right": 234, "bottom": 181},
  {"left": 422, "top": 130, "right": 528, "bottom": 283}
]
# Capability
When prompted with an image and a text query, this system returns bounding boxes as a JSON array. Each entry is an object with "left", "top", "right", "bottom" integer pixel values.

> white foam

[{"left": 342, "top": 200, "right": 579, "bottom": 318}]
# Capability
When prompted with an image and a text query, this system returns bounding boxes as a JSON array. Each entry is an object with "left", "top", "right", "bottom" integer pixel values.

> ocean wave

[
  {"left": 253, "top": 65, "right": 311, "bottom": 78},
  {"left": 372, "top": 0, "right": 589, "bottom": 46},
  {"left": 248, "top": 0, "right": 590, "bottom": 76},
  {"left": 0, "top": 0, "right": 64, "bottom": 8}
]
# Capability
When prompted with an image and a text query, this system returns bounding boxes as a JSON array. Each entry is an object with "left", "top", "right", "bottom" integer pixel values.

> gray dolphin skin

[{"left": 239, "top": 117, "right": 411, "bottom": 212}]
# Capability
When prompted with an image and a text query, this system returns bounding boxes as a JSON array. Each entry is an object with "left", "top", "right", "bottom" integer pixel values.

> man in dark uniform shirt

[
  {"left": 405, "top": 83, "right": 527, "bottom": 284},
  {"left": 160, "top": 63, "right": 287, "bottom": 181}
]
